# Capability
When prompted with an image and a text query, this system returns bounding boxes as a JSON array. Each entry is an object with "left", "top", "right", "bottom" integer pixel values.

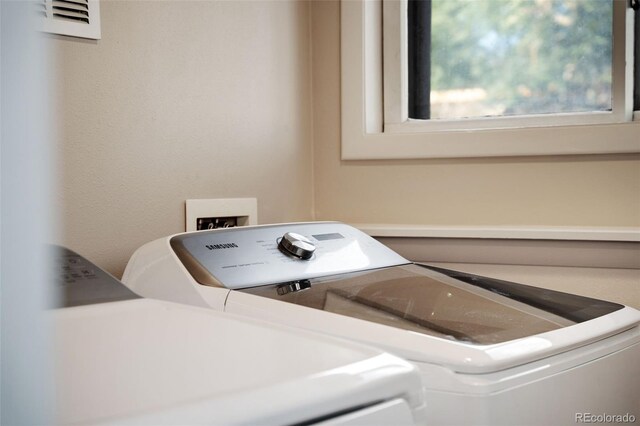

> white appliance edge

[
  {"left": 53, "top": 298, "right": 427, "bottom": 425},
  {"left": 123, "top": 231, "right": 640, "bottom": 374},
  {"left": 122, "top": 224, "right": 640, "bottom": 425}
]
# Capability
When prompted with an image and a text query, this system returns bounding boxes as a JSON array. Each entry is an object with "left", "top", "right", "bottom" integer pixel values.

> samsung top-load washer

[
  {"left": 51, "top": 246, "right": 425, "bottom": 425},
  {"left": 123, "top": 222, "right": 640, "bottom": 426}
]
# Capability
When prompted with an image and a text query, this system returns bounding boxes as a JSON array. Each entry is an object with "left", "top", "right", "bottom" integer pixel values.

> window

[
  {"left": 341, "top": 0, "right": 640, "bottom": 159},
  {"left": 409, "top": 0, "right": 614, "bottom": 121}
]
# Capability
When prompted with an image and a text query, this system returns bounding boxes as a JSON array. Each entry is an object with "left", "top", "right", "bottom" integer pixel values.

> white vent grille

[
  {"left": 37, "top": 0, "right": 48, "bottom": 18},
  {"left": 40, "top": 0, "right": 101, "bottom": 40}
]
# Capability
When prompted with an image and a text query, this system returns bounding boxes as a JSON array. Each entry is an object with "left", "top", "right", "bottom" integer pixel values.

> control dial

[{"left": 278, "top": 232, "right": 316, "bottom": 260}]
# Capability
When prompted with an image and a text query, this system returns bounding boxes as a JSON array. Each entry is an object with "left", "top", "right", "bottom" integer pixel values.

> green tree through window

[{"left": 427, "top": 0, "right": 612, "bottom": 119}]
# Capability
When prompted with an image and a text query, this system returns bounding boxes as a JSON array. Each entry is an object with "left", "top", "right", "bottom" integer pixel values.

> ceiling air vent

[{"left": 41, "top": 0, "right": 101, "bottom": 40}]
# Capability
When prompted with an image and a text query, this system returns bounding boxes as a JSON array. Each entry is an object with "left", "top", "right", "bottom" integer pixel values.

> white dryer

[
  {"left": 52, "top": 247, "right": 426, "bottom": 425},
  {"left": 123, "top": 222, "right": 640, "bottom": 426}
]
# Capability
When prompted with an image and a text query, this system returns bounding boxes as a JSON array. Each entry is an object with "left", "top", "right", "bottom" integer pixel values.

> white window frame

[{"left": 341, "top": 0, "right": 640, "bottom": 160}]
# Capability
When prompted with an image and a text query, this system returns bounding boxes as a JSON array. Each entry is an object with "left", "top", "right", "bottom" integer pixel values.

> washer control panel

[
  {"left": 54, "top": 246, "right": 140, "bottom": 308},
  {"left": 170, "top": 222, "right": 409, "bottom": 289}
]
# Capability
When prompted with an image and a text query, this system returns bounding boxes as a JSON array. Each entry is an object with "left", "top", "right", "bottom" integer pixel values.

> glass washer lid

[{"left": 240, "top": 264, "right": 623, "bottom": 345}]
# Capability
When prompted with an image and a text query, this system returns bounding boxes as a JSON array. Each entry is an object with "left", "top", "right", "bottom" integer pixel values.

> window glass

[{"left": 417, "top": 0, "right": 613, "bottom": 120}]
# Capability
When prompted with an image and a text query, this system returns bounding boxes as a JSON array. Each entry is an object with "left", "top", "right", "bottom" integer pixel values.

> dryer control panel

[{"left": 170, "top": 222, "right": 409, "bottom": 289}]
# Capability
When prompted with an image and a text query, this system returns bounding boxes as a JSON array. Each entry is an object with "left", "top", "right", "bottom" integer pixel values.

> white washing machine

[
  {"left": 52, "top": 247, "right": 426, "bottom": 425},
  {"left": 123, "top": 222, "right": 640, "bottom": 426}
]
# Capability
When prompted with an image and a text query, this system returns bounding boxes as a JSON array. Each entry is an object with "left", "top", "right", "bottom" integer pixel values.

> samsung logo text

[{"left": 205, "top": 243, "right": 239, "bottom": 250}]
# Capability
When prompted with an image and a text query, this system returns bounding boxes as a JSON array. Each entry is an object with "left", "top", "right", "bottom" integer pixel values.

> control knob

[{"left": 278, "top": 232, "right": 316, "bottom": 260}]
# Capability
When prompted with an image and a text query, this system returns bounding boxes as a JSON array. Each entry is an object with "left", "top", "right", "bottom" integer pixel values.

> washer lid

[
  {"left": 241, "top": 263, "right": 626, "bottom": 345},
  {"left": 53, "top": 299, "right": 422, "bottom": 425},
  {"left": 235, "top": 264, "right": 640, "bottom": 372}
]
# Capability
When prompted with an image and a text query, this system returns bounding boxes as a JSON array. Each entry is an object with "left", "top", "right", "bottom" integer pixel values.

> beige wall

[
  {"left": 51, "top": 0, "right": 639, "bottom": 278},
  {"left": 51, "top": 0, "right": 313, "bottom": 277},
  {"left": 311, "top": 1, "right": 640, "bottom": 228}
]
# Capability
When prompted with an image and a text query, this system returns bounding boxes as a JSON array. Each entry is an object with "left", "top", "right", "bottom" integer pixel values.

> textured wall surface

[
  {"left": 51, "top": 0, "right": 639, "bottom": 278},
  {"left": 50, "top": 0, "right": 313, "bottom": 277}
]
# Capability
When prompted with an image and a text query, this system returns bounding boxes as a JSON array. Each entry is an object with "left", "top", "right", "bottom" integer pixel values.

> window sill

[
  {"left": 353, "top": 224, "right": 640, "bottom": 242},
  {"left": 342, "top": 120, "right": 640, "bottom": 160},
  {"left": 354, "top": 224, "right": 640, "bottom": 270}
]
